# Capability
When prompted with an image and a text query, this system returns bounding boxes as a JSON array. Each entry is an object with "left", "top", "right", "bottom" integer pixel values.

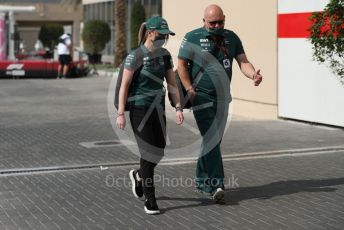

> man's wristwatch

[{"left": 175, "top": 107, "right": 183, "bottom": 112}]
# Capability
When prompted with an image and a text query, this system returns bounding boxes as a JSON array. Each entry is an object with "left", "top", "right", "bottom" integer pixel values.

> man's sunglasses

[{"left": 204, "top": 20, "right": 225, "bottom": 26}]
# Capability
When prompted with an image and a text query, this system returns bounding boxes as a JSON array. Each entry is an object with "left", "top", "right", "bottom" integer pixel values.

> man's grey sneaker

[
  {"left": 144, "top": 196, "right": 160, "bottom": 215},
  {"left": 212, "top": 187, "right": 225, "bottom": 201},
  {"left": 129, "top": 169, "right": 143, "bottom": 198}
]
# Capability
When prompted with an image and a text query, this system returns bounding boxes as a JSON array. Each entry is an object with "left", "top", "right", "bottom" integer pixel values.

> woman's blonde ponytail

[{"left": 138, "top": 22, "right": 147, "bottom": 45}]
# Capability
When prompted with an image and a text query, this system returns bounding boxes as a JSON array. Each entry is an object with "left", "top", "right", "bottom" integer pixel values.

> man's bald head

[
  {"left": 204, "top": 4, "right": 225, "bottom": 21},
  {"left": 203, "top": 4, "right": 225, "bottom": 29}
]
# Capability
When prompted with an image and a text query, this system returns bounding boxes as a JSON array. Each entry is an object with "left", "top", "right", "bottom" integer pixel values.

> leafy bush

[
  {"left": 38, "top": 24, "right": 64, "bottom": 50},
  {"left": 309, "top": 0, "right": 344, "bottom": 84},
  {"left": 82, "top": 20, "right": 111, "bottom": 55},
  {"left": 130, "top": 1, "right": 146, "bottom": 48}
]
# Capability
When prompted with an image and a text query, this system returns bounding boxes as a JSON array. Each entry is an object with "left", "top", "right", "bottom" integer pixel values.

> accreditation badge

[{"left": 223, "top": 59, "right": 230, "bottom": 69}]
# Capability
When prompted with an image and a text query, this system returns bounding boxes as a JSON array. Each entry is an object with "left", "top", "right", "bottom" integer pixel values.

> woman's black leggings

[{"left": 129, "top": 106, "right": 166, "bottom": 198}]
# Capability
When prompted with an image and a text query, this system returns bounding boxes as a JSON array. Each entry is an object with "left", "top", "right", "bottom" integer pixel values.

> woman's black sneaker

[
  {"left": 144, "top": 196, "right": 160, "bottom": 215},
  {"left": 129, "top": 169, "right": 143, "bottom": 198}
]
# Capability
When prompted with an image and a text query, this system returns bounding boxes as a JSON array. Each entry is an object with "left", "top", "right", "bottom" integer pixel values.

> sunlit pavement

[{"left": 1, "top": 76, "right": 343, "bottom": 229}]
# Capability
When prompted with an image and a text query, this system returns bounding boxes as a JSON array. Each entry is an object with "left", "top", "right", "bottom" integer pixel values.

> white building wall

[{"left": 278, "top": 0, "right": 344, "bottom": 127}]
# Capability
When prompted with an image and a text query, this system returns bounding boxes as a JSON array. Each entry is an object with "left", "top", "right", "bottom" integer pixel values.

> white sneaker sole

[
  {"left": 144, "top": 206, "right": 160, "bottom": 215},
  {"left": 129, "top": 169, "right": 139, "bottom": 198},
  {"left": 213, "top": 188, "right": 225, "bottom": 201}
]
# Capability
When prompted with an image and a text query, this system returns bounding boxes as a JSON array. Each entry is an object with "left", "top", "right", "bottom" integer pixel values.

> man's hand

[
  {"left": 253, "top": 69, "right": 263, "bottom": 86},
  {"left": 186, "top": 86, "right": 197, "bottom": 103}
]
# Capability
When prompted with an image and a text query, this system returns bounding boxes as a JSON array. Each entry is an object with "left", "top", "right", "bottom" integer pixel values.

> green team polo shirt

[
  {"left": 124, "top": 45, "right": 173, "bottom": 107},
  {"left": 178, "top": 27, "right": 245, "bottom": 97}
]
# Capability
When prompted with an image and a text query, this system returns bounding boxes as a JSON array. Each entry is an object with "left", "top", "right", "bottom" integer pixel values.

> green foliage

[
  {"left": 130, "top": 1, "right": 146, "bottom": 48},
  {"left": 309, "top": 0, "right": 344, "bottom": 84},
  {"left": 82, "top": 20, "right": 111, "bottom": 54},
  {"left": 38, "top": 24, "right": 64, "bottom": 50}
]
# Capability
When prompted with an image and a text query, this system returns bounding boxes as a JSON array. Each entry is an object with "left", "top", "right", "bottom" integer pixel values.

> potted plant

[{"left": 82, "top": 20, "right": 111, "bottom": 64}]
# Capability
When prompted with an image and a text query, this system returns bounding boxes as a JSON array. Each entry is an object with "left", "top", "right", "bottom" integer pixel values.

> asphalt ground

[{"left": 1, "top": 76, "right": 344, "bottom": 229}]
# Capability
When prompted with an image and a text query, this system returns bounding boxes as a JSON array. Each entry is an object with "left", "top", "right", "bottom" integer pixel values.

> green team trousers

[{"left": 192, "top": 93, "right": 229, "bottom": 193}]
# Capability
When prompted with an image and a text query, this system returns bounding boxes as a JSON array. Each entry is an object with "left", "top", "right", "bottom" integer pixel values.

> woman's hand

[
  {"left": 176, "top": 111, "right": 184, "bottom": 125},
  {"left": 116, "top": 114, "right": 126, "bottom": 129}
]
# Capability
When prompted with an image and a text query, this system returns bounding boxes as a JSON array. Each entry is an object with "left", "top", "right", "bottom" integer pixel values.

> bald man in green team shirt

[{"left": 178, "top": 4, "right": 263, "bottom": 201}]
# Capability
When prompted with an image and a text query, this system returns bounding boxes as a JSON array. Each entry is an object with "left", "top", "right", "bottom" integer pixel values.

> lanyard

[{"left": 210, "top": 35, "right": 228, "bottom": 59}]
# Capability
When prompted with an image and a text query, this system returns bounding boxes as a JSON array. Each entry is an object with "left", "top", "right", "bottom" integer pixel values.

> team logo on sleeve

[{"left": 180, "top": 38, "right": 188, "bottom": 48}]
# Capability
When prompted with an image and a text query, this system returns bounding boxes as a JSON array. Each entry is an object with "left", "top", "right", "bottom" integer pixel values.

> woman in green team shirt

[{"left": 116, "top": 16, "right": 184, "bottom": 215}]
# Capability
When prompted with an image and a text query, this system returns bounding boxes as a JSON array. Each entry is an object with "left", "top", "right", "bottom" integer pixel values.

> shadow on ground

[{"left": 158, "top": 177, "right": 344, "bottom": 213}]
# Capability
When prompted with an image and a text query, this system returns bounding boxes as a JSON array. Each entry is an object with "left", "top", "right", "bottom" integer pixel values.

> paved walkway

[{"left": 1, "top": 77, "right": 344, "bottom": 229}]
